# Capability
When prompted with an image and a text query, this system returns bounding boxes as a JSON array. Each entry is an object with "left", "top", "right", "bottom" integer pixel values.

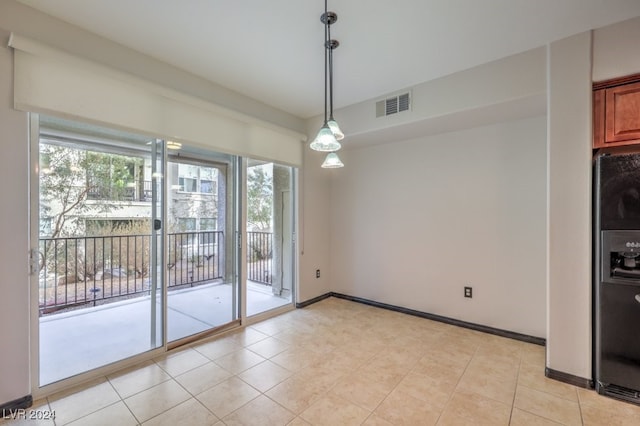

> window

[
  {"left": 177, "top": 218, "right": 196, "bottom": 232},
  {"left": 200, "top": 218, "right": 217, "bottom": 230},
  {"left": 177, "top": 164, "right": 217, "bottom": 194},
  {"left": 179, "top": 177, "right": 197, "bottom": 193},
  {"left": 200, "top": 167, "right": 216, "bottom": 194},
  {"left": 85, "top": 152, "right": 144, "bottom": 201},
  {"left": 200, "top": 180, "right": 214, "bottom": 194}
]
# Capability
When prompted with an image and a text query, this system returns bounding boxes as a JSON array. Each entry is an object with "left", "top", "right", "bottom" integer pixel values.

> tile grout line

[
  {"left": 104, "top": 374, "right": 141, "bottom": 425},
  {"left": 313, "top": 343, "right": 379, "bottom": 421},
  {"left": 515, "top": 383, "right": 579, "bottom": 425},
  {"left": 508, "top": 353, "right": 524, "bottom": 425},
  {"left": 346, "top": 344, "right": 391, "bottom": 418},
  {"left": 214, "top": 369, "right": 273, "bottom": 424},
  {"left": 191, "top": 339, "right": 280, "bottom": 424},
  {"left": 576, "top": 386, "right": 585, "bottom": 426},
  {"left": 147, "top": 376, "right": 220, "bottom": 425},
  {"left": 435, "top": 342, "right": 480, "bottom": 425},
  {"left": 55, "top": 378, "right": 128, "bottom": 426},
  {"left": 47, "top": 396, "right": 56, "bottom": 426}
]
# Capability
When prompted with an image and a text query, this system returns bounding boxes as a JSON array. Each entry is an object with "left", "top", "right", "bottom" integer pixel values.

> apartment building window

[
  {"left": 200, "top": 179, "right": 214, "bottom": 194},
  {"left": 177, "top": 218, "right": 196, "bottom": 232},
  {"left": 177, "top": 164, "right": 217, "bottom": 194},
  {"left": 200, "top": 218, "right": 217, "bottom": 231},
  {"left": 178, "top": 177, "right": 197, "bottom": 193},
  {"left": 86, "top": 154, "right": 145, "bottom": 201}
]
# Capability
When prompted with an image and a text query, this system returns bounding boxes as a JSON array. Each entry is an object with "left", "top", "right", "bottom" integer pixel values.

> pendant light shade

[
  {"left": 327, "top": 119, "right": 344, "bottom": 140},
  {"left": 310, "top": 124, "right": 342, "bottom": 152},
  {"left": 321, "top": 152, "right": 344, "bottom": 168}
]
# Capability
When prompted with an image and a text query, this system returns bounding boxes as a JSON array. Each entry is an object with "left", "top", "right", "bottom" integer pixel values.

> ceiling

[{"left": 16, "top": 0, "right": 640, "bottom": 119}]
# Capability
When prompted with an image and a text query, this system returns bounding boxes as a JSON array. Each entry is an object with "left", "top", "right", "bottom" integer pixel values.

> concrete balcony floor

[{"left": 39, "top": 281, "right": 290, "bottom": 386}]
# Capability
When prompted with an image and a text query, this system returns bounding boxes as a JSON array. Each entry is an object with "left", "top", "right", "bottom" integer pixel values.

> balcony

[
  {"left": 38, "top": 231, "right": 288, "bottom": 385},
  {"left": 87, "top": 180, "right": 153, "bottom": 202},
  {"left": 39, "top": 231, "right": 275, "bottom": 313}
]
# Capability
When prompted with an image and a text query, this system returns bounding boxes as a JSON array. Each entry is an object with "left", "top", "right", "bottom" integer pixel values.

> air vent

[
  {"left": 398, "top": 92, "right": 410, "bottom": 112},
  {"left": 386, "top": 97, "right": 398, "bottom": 115},
  {"left": 376, "top": 92, "right": 411, "bottom": 118}
]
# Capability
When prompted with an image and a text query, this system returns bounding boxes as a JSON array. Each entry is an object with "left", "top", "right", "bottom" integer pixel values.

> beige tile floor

[{"left": 3, "top": 297, "right": 640, "bottom": 425}]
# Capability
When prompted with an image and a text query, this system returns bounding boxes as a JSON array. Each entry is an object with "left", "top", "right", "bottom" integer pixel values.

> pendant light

[
  {"left": 311, "top": 0, "right": 344, "bottom": 168},
  {"left": 321, "top": 152, "right": 344, "bottom": 168}
]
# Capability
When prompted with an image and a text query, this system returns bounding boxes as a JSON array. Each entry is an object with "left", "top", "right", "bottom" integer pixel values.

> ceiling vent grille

[{"left": 376, "top": 92, "right": 411, "bottom": 118}]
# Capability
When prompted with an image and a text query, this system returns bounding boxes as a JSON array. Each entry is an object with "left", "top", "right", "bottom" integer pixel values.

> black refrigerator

[{"left": 594, "top": 148, "right": 640, "bottom": 403}]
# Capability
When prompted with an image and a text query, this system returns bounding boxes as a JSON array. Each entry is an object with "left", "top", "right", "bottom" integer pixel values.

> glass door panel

[
  {"left": 166, "top": 149, "right": 239, "bottom": 342},
  {"left": 150, "top": 139, "right": 165, "bottom": 348},
  {"left": 246, "top": 160, "right": 295, "bottom": 316},
  {"left": 34, "top": 115, "right": 164, "bottom": 386}
]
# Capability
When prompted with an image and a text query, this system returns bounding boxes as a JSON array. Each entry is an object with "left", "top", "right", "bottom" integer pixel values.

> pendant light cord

[
  {"left": 323, "top": 0, "right": 329, "bottom": 125},
  {"left": 328, "top": 11, "right": 334, "bottom": 121}
]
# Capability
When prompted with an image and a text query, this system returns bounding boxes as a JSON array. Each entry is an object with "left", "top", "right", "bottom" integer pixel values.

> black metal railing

[
  {"left": 167, "top": 231, "right": 223, "bottom": 289},
  {"left": 246, "top": 231, "right": 272, "bottom": 285},
  {"left": 38, "top": 230, "right": 223, "bottom": 315},
  {"left": 87, "top": 180, "right": 153, "bottom": 202}
]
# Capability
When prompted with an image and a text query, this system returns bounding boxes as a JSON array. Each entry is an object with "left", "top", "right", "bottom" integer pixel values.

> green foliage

[
  {"left": 86, "top": 151, "right": 136, "bottom": 200},
  {"left": 247, "top": 165, "right": 273, "bottom": 231}
]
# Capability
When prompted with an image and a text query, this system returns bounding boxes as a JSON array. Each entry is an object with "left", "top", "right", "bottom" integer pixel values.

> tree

[
  {"left": 39, "top": 143, "right": 140, "bottom": 239},
  {"left": 39, "top": 144, "right": 142, "bottom": 277},
  {"left": 247, "top": 165, "right": 273, "bottom": 231}
]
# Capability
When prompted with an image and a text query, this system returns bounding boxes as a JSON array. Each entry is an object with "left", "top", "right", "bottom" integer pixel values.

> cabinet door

[{"left": 605, "top": 81, "right": 640, "bottom": 144}]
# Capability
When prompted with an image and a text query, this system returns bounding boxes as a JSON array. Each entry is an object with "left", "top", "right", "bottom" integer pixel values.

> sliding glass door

[
  {"left": 245, "top": 159, "right": 295, "bottom": 316},
  {"left": 34, "top": 115, "right": 165, "bottom": 385},
  {"left": 30, "top": 115, "right": 294, "bottom": 388},
  {"left": 166, "top": 149, "right": 239, "bottom": 343}
]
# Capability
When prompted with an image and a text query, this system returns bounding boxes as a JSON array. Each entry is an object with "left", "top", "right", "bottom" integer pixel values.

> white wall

[
  {"left": 546, "top": 33, "right": 593, "bottom": 379},
  {"left": 593, "top": 16, "right": 640, "bottom": 82},
  {"left": 321, "top": 44, "right": 549, "bottom": 338},
  {"left": 0, "top": 33, "right": 30, "bottom": 404},
  {"left": 329, "top": 116, "right": 547, "bottom": 337},
  {"left": 0, "top": 0, "right": 305, "bottom": 135},
  {"left": 336, "top": 47, "right": 546, "bottom": 147},
  {"left": 298, "top": 146, "right": 333, "bottom": 302}
]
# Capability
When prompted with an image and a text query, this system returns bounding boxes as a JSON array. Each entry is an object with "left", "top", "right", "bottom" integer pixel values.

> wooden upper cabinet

[
  {"left": 594, "top": 77, "right": 640, "bottom": 149},
  {"left": 593, "top": 89, "right": 606, "bottom": 148},
  {"left": 606, "top": 81, "right": 640, "bottom": 143}
]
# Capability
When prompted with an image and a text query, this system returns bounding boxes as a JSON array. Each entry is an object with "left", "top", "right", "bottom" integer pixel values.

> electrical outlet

[
  {"left": 316, "top": 269, "right": 321, "bottom": 278},
  {"left": 464, "top": 286, "right": 473, "bottom": 298}
]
